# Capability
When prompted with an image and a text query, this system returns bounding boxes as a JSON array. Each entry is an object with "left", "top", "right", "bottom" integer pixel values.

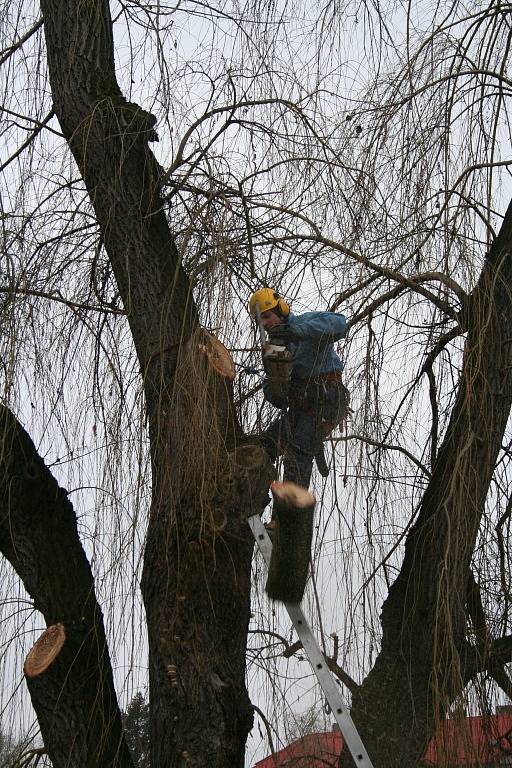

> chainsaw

[{"left": 254, "top": 304, "right": 293, "bottom": 407}]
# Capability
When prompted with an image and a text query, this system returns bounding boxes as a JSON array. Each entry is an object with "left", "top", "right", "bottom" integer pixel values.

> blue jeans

[{"left": 262, "top": 381, "right": 348, "bottom": 489}]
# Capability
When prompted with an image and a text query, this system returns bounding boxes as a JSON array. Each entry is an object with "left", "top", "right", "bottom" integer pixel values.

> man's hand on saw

[{"left": 268, "top": 324, "right": 297, "bottom": 345}]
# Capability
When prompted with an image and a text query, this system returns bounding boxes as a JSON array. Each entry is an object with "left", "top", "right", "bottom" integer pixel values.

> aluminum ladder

[{"left": 248, "top": 512, "right": 375, "bottom": 768}]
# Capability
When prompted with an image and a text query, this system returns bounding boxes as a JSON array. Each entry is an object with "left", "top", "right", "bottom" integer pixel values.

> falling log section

[{"left": 266, "top": 481, "right": 316, "bottom": 603}]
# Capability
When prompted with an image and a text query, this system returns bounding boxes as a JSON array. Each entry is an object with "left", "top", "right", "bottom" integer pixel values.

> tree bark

[
  {"left": 0, "top": 407, "right": 133, "bottom": 768},
  {"left": 35, "top": 0, "right": 265, "bottom": 765},
  {"left": 140, "top": 332, "right": 259, "bottom": 767},
  {"left": 348, "top": 201, "right": 512, "bottom": 767},
  {"left": 29, "top": 1, "right": 512, "bottom": 765}
]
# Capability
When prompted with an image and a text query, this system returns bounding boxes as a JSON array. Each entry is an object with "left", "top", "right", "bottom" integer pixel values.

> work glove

[{"left": 267, "top": 324, "right": 296, "bottom": 345}]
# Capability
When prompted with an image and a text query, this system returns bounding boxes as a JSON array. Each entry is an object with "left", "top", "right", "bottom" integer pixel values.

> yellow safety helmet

[{"left": 248, "top": 288, "right": 290, "bottom": 318}]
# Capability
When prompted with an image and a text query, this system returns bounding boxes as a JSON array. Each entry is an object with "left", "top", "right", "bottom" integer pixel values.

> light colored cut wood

[
  {"left": 24, "top": 623, "right": 65, "bottom": 678},
  {"left": 270, "top": 480, "right": 315, "bottom": 509},
  {"left": 199, "top": 331, "right": 236, "bottom": 380}
]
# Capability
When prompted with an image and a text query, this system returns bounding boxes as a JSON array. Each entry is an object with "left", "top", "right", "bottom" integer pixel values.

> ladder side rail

[{"left": 247, "top": 513, "right": 375, "bottom": 768}]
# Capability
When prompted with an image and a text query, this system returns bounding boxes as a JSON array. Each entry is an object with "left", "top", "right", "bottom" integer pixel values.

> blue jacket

[{"left": 263, "top": 311, "right": 347, "bottom": 405}]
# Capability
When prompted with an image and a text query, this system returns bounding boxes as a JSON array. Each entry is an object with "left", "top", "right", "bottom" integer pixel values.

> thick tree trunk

[
  {"left": 348, "top": 203, "right": 512, "bottom": 767},
  {"left": 37, "top": 1, "right": 264, "bottom": 765},
  {"left": 0, "top": 407, "right": 133, "bottom": 768},
  {"left": 141, "top": 332, "right": 270, "bottom": 767}
]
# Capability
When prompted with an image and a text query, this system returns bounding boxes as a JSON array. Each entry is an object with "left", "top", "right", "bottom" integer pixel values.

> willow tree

[
  {"left": 1, "top": 0, "right": 269, "bottom": 764},
  {"left": 1, "top": 0, "right": 512, "bottom": 767}
]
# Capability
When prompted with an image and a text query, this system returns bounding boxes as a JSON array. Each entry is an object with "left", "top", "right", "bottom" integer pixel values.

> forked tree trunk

[
  {"left": 13, "top": 2, "right": 512, "bottom": 766},
  {"left": 34, "top": 0, "right": 271, "bottom": 764}
]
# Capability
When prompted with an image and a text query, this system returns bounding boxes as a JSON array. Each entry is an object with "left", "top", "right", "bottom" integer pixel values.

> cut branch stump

[
  {"left": 24, "top": 623, "right": 66, "bottom": 678},
  {"left": 198, "top": 330, "right": 235, "bottom": 380}
]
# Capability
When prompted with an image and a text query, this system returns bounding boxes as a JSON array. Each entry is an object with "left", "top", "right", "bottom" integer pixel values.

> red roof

[
  {"left": 253, "top": 730, "right": 342, "bottom": 767},
  {"left": 253, "top": 712, "right": 512, "bottom": 767},
  {"left": 423, "top": 712, "right": 512, "bottom": 766}
]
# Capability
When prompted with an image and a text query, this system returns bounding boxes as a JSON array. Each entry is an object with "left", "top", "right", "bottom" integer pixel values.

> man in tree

[{"left": 249, "top": 288, "right": 349, "bottom": 489}]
